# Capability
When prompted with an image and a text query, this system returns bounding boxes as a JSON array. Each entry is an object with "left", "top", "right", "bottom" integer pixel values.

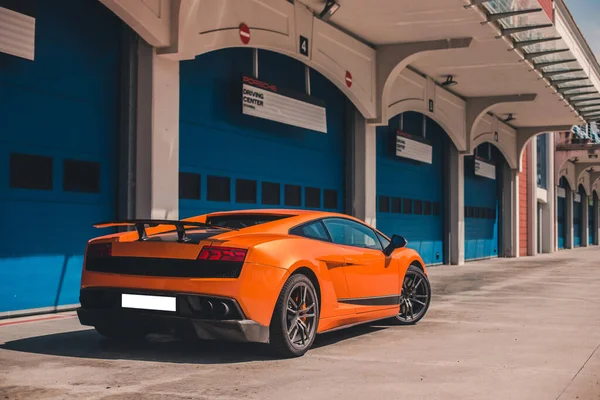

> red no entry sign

[
  {"left": 345, "top": 71, "right": 352, "bottom": 88},
  {"left": 239, "top": 23, "right": 251, "bottom": 45}
]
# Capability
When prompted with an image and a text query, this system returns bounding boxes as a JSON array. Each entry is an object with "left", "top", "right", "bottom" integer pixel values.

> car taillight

[
  {"left": 197, "top": 246, "right": 247, "bottom": 262},
  {"left": 87, "top": 242, "right": 112, "bottom": 258}
]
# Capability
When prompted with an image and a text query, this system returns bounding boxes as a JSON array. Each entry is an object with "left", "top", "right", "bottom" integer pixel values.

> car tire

[
  {"left": 94, "top": 324, "right": 147, "bottom": 341},
  {"left": 269, "top": 273, "right": 319, "bottom": 358},
  {"left": 390, "top": 264, "right": 431, "bottom": 325}
]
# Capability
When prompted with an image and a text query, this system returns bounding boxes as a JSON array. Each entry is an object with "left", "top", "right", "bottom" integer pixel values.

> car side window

[
  {"left": 376, "top": 231, "right": 391, "bottom": 249},
  {"left": 290, "top": 220, "right": 330, "bottom": 242},
  {"left": 322, "top": 218, "right": 382, "bottom": 250}
]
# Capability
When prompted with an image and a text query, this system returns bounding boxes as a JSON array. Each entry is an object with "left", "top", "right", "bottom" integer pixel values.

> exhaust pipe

[
  {"left": 201, "top": 300, "right": 213, "bottom": 314},
  {"left": 215, "top": 301, "right": 230, "bottom": 317}
]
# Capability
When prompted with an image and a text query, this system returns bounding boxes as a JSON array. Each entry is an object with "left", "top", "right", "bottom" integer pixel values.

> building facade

[{"left": 1, "top": 0, "right": 599, "bottom": 317}]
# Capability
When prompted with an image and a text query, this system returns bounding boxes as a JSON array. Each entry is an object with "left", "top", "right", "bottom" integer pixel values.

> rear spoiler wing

[{"left": 93, "top": 219, "right": 235, "bottom": 243}]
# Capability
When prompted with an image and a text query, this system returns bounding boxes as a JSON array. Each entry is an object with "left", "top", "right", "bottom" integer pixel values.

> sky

[{"left": 563, "top": 0, "right": 600, "bottom": 62}]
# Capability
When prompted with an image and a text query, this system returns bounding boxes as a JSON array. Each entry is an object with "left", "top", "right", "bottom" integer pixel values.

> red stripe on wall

[
  {"left": 519, "top": 146, "right": 528, "bottom": 256},
  {"left": 537, "top": 0, "right": 553, "bottom": 21}
]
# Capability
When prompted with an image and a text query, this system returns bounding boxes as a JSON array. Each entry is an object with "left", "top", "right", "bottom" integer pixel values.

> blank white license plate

[{"left": 121, "top": 293, "right": 176, "bottom": 312}]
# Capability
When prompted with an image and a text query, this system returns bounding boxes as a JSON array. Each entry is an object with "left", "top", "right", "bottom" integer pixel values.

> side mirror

[{"left": 383, "top": 234, "right": 407, "bottom": 256}]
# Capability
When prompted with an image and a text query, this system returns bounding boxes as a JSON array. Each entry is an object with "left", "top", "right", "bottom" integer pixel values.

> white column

[
  {"left": 538, "top": 205, "right": 543, "bottom": 253},
  {"left": 504, "top": 169, "right": 521, "bottom": 257},
  {"left": 136, "top": 42, "right": 180, "bottom": 219},
  {"left": 582, "top": 193, "right": 589, "bottom": 247},
  {"left": 527, "top": 141, "right": 537, "bottom": 255},
  {"left": 543, "top": 133, "right": 555, "bottom": 253},
  {"left": 565, "top": 187, "right": 574, "bottom": 249},
  {"left": 354, "top": 112, "right": 377, "bottom": 227},
  {"left": 502, "top": 168, "right": 520, "bottom": 257},
  {"left": 594, "top": 198, "right": 600, "bottom": 245},
  {"left": 448, "top": 145, "right": 464, "bottom": 265}
]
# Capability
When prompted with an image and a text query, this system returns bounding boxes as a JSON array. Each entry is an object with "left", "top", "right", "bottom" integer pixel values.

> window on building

[
  {"left": 284, "top": 184, "right": 301, "bottom": 206},
  {"left": 391, "top": 197, "right": 402, "bottom": 213},
  {"left": 305, "top": 187, "right": 321, "bottom": 208},
  {"left": 236, "top": 179, "right": 257, "bottom": 203},
  {"left": 379, "top": 195, "right": 390, "bottom": 212},
  {"left": 262, "top": 182, "right": 280, "bottom": 205},
  {"left": 536, "top": 133, "right": 548, "bottom": 189},
  {"left": 414, "top": 200, "right": 423, "bottom": 215},
  {"left": 403, "top": 198, "right": 412, "bottom": 214},
  {"left": 424, "top": 201, "right": 432, "bottom": 215},
  {"left": 179, "top": 172, "right": 201, "bottom": 199},
  {"left": 10, "top": 153, "right": 53, "bottom": 190},
  {"left": 63, "top": 159, "right": 101, "bottom": 193},
  {"left": 207, "top": 175, "right": 230, "bottom": 201},
  {"left": 324, "top": 189, "right": 338, "bottom": 209}
]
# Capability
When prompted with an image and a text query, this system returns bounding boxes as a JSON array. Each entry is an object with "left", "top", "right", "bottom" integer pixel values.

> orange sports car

[{"left": 77, "top": 209, "right": 431, "bottom": 357}]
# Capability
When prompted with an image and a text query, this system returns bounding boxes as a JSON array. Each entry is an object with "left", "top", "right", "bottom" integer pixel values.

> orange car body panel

[{"left": 80, "top": 209, "right": 427, "bottom": 333}]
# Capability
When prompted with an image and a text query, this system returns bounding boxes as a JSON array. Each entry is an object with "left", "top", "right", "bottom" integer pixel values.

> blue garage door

[
  {"left": 0, "top": 0, "right": 121, "bottom": 314},
  {"left": 376, "top": 112, "right": 444, "bottom": 266},
  {"left": 179, "top": 48, "right": 346, "bottom": 218},
  {"left": 557, "top": 180, "right": 567, "bottom": 250},
  {"left": 574, "top": 186, "right": 584, "bottom": 247},
  {"left": 464, "top": 144, "right": 500, "bottom": 261}
]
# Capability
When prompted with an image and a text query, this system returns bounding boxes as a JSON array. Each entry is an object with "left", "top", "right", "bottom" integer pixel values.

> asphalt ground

[{"left": 1, "top": 247, "right": 599, "bottom": 399}]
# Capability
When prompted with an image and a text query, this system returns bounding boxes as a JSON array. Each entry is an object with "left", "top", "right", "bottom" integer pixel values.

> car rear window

[{"left": 205, "top": 214, "right": 292, "bottom": 229}]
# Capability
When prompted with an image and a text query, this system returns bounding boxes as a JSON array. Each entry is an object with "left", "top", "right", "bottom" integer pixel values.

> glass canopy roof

[{"left": 482, "top": 0, "right": 600, "bottom": 122}]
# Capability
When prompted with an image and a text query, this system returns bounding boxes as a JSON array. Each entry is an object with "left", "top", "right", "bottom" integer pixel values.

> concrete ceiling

[{"left": 302, "top": 0, "right": 588, "bottom": 128}]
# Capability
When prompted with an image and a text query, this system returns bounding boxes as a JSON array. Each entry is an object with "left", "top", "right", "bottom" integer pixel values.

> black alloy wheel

[
  {"left": 270, "top": 273, "right": 319, "bottom": 358},
  {"left": 393, "top": 264, "right": 431, "bottom": 325}
]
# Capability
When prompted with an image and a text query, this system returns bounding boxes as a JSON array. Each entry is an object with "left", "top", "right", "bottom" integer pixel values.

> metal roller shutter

[
  {"left": 0, "top": 0, "right": 121, "bottom": 314},
  {"left": 376, "top": 112, "right": 445, "bottom": 266},
  {"left": 464, "top": 144, "right": 501, "bottom": 261},
  {"left": 178, "top": 48, "right": 346, "bottom": 218}
]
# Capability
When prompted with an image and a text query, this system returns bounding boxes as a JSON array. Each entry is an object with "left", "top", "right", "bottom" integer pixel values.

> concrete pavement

[{"left": 1, "top": 248, "right": 600, "bottom": 399}]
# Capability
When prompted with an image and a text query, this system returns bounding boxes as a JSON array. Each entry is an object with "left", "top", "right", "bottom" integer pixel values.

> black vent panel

[{"left": 85, "top": 256, "right": 243, "bottom": 278}]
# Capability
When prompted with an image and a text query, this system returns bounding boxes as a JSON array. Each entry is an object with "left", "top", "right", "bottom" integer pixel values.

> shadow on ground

[{"left": 0, "top": 324, "right": 387, "bottom": 364}]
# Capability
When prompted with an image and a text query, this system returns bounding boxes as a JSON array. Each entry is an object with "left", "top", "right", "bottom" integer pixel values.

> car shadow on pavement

[{"left": 0, "top": 324, "right": 387, "bottom": 364}]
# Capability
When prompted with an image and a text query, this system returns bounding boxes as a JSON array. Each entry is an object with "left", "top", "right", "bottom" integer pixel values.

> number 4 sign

[{"left": 299, "top": 35, "right": 309, "bottom": 57}]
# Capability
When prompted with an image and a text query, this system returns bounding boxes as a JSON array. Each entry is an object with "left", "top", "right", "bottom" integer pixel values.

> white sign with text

[
  {"left": 474, "top": 158, "right": 496, "bottom": 180},
  {"left": 395, "top": 131, "right": 432, "bottom": 164},
  {"left": 242, "top": 76, "right": 327, "bottom": 133}
]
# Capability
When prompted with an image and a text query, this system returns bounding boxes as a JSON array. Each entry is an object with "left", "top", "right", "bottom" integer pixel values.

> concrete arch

[
  {"left": 592, "top": 173, "right": 600, "bottom": 197},
  {"left": 387, "top": 100, "right": 465, "bottom": 153},
  {"left": 577, "top": 174, "right": 591, "bottom": 197},
  {"left": 557, "top": 162, "right": 576, "bottom": 191},
  {"left": 578, "top": 183, "right": 589, "bottom": 197},
  {"left": 373, "top": 38, "right": 473, "bottom": 125},
  {"left": 471, "top": 131, "right": 517, "bottom": 170},
  {"left": 517, "top": 126, "right": 573, "bottom": 174},
  {"left": 103, "top": 0, "right": 378, "bottom": 118},
  {"left": 559, "top": 174, "right": 575, "bottom": 191},
  {"left": 189, "top": 45, "right": 373, "bottom": 119},
  {"left": 575, "top": 164, "right": 600, "bottom": 185},
  {"left": 517, "top": 132, "right": 542, "bottom": 175},
  {"left": 473, "top": 140, "right": 511, "bottom": 167}
]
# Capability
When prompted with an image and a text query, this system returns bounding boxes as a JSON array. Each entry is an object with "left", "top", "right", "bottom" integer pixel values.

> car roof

[
  {"left": 198, "top": 208, "right": 376, "bottom": 232},
  {"left": 205, "top": 208, "right": 325, "bottom": 217}
]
